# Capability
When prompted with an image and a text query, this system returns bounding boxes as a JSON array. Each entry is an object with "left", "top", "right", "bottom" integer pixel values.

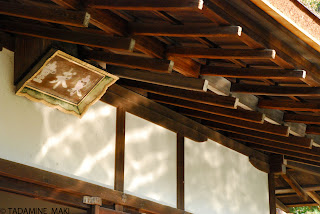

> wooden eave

[{"left": 2, "top": 0, "right": 320, "bottom": 210}]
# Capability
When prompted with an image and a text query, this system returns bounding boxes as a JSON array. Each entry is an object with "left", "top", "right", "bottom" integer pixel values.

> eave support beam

[
  {"left": 131, "top": 24, "right": 242, "bottom": 37},
  {"left": 106, "top": 66, "right": 208, "bottom": 92},
  {"left": 167, "top": 47, "right": 276, "bottom": 60},
  {"left": 0, "top": 21, "right": 135, "bottom": 52},
  {"left": 0, "top": 1, "right": 90, "bottom": 27},
  {"left": 87, "top": 0, "right": 205, "bottom": 11}
]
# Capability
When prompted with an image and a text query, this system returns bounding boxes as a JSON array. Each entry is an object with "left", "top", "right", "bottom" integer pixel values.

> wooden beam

[
  {"left": 0, "top": 1, "right": 90, "bottom": 27},
  {"left": 0, "top": 31, "right": 14, "bottom": 52},
  {"left": 269, "top": 155, "right": 286, "bottom": 175},
  {"left": 106, "top": 66, "right": 208, "bottom": 92},
  {"left": 0, "top": 21, "right": 135, "bottom": 51},
  {"left": 306, "top": 126, "right": 320, "bottom": 135},
  {"left": 104, "top": 84, "right": 208, "bottom": 142},
  {"left": 249, "top": 144, "right": 320, "bottom": 165},
  {"left": 115, "top": 107, "right": 125, "bottom": 194},
  {"left": 131, "top": 24, "right": 242, "bottom": 37},
  {"left": 268, "top": 173, "right": 276, "bottom": 214},
  {"left": 228, "top": 133, "right": 318, "bottom": 156},
  {"left": 277, "top": 185, "right": 320, "bottom": 195},
  {"left": 177, "top": 133, "right": 185, "bottom": 210},
  {"left": 0, "top": 175, "right": 89, "bottom": 209},
  {"left": 201, "top": 66, "right": 306, "bottom": 80},
  {"left": 133, "top": 36, "right": 166, "bottom": 59},
  {"left": 168, "top": 56, "right": 201, "bottom": 78},
  {"left": 307, "top": 191, "right": 320, "bottom": 206},
  {"left": 87, "top": 0, "right": 205, "bottom": 11},
  {"left": 167, "top": 47, "right": 276, "bottom": 60},
  {"left": 83, "top": 51, "right": 173, "bottom": 73},
  {"left": 281, "top": 172, "right": 309, "bottom": 201},
  {"left": 180, "top": 108, "right": 289, "bottom": 136},
  {"left": 149, "top": 93, "right": 264, "bottom": 123},
  {"left": 118, "top": 79, "right": 238, "bottom": 109},
  {"left": 258, "top": 100, "right": 320, "bottom": 112},
  {"left": 284, "top": 113, "right": 320, "bottom": 125},
  {"left": 232, "top": 84, "right": 320, "bottom": 96},
  {"left": 285, "top": 160, "right": 320, "bottom": 177},
  {"left": 0, "top": 158, "right": 190, "bottom": 214},
  {"left": 204, "top": 121, "right": 313, "bottom": 148},
  {"left": 276, "top": 198, "right": 290, "bottom": 213}
]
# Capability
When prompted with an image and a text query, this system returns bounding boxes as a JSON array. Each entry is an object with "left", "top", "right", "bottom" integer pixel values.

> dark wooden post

[
  {"left": 114, "top": 107, "right": 126, "bottom": 211},
  {"left": 268, "top": 173, "right": 276, "bottom": 214},
  {"left": 177, "top": 133, "right": 185, "bottom": 210}
]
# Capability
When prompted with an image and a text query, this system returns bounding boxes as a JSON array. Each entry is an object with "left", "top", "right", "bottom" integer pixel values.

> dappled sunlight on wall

[
  {"left": 124, "top": 112, "right": 177, "bottom": 208},
  {"left": 0, "top": 48, "right": 116, "bottom": 188},
  {"left": 185, "top": 138, "right": 269, "bottom": 214}
]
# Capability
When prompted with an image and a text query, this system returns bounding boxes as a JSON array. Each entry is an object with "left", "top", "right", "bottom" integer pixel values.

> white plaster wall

[
  {"left": 185, "top": 138, "right": 270, "bottom": 214},
  {"left": 124, "top": 112, "right": 177, "bottom": 208},
  {"left": 0, "top": 48, "right": 116, "bottom": 189}
]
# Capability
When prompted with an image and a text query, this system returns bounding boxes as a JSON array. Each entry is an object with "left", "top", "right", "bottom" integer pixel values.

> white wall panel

[
  {"left": 124, "top": 112, "right": 177, "bottom": 207},
  {"left": 0, "top": 48, "right": 116, "bottom": 189},
  {"left": 185, "top": 138, "right": 270, "bottom": 214}
]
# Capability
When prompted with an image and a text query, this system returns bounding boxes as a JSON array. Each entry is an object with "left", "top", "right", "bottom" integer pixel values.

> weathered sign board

[{"left": 16, "top": 49, "right": 118, "bottom": 118}]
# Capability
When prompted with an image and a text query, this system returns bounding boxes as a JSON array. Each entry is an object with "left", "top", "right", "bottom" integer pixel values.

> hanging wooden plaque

[{"left": 16, "top": 49, "right": 119, "bottom": 118}]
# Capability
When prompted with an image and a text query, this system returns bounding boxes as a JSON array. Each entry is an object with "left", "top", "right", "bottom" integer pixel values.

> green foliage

[
  {"left": 299, "top": 0, "right": 320, "bottom": 13},
  {"left": 289, "top": 206, "right": 320, "bottom": 214}
]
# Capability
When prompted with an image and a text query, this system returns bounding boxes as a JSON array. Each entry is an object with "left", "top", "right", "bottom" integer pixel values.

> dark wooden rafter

[
  {"left": 285, "top": 160, "right": 320, "bottom": 177},
  {"left": 118, "top": 79, "right": 238, "bottom": 109},
  {"left": 276, "top": 198, "right": 290, "bottom": 213},
  {"left": 201, "top": 66, "right": 306, "bottom": 80},
  {"left": 204, "top": 121, "right": 313, "bottom": 148},
  {"left": 106, "top": 66, "right": 208, "bottom": 92},
  {"left": 0, "top": 1, "right": 90, "bottom": 27},
  {"left": 281, "top": 172, "right": 309, "bottom": 201},
  {"left": 0, "top": 21, "right": 135, "bottom": 52},
  {"left": 228, "top": 133, "right": 320, "bottom": 157},
  {"left": 207, "top": 0, "right": 320, "bottom": 86},
  {"left": 307, "top": 192, "right": 320, "bottom": 206},
  {"left": 180, "top": 108, "right": 289, "bottom": 136},
  {"left": 167, "top": 56, "right": 201, "bottom": 78},
  {"left": 82, "top": 50, "right": 174, "bottom": 73},
  {"left": 258, "top": 100, "right": 320, "bottom": 112},
  {"left": 284, "top": 113, "right": 320, "bottom": 125},
  {"left": 167, "top": 47, "right": 276, "bottom": 60},
  {"left": 130, "top": 24, "right": 242, "bottom": 37},
  {"left": 148, "top": 93, "right": 264, "bottom": 123},
  {"left": 87, "top": 0, "right": 205, "bottom": 11},
  {"left": 0, "top": 158, "right": 189, "bottom": 214},
  {"left": 251, "top": 144, "right": 320, "bottom": 165},
  {"left": 232, "top": 84, "right": 320, "bottom": 96},
  {"left": 306, "top": 126, "right": 320, "bottom": 135}
]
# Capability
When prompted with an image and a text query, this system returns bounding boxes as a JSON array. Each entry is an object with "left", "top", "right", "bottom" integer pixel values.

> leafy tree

[{"left": 289, "top": 206, "right": 320, "bottom": 214}]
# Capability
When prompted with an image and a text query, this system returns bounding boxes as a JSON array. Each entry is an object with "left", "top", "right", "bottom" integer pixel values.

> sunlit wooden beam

[{"left": 87, "top": 0, "right": 205, "bottom": 11}]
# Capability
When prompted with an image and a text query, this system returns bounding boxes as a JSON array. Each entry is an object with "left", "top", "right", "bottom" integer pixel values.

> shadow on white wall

[
  {"left": 0, "top": 48, "right": 116, "bottom": 189},
  {"left": 185, "top": 138, "right": 269, "bottom": 214}
]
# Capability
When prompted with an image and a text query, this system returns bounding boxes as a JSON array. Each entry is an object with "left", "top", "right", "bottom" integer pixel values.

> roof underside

[{"left": 1, "top": 0, "right": 320, "bottom": 210}]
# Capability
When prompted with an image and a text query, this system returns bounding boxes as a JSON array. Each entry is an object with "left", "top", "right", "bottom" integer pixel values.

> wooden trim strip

[
  {"left": 258, "top": 100, "right": 320, "bottom": 112},
  {"left": 177, "top": 133, "right": 185, "bottom": 210},
  {"left": 0, "top": 158, "right": 190, "bottom": 214}
]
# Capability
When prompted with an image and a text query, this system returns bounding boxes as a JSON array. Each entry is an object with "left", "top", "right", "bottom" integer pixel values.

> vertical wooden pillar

[
  {"left": 177, "top": 133, "right": 185, "bottom": 210},
  {"left": 268, "top": 173, "right": 276, "bottom": 214},
  {"left": 114, "top": 107, "right": 126, "bottom": 211}
]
